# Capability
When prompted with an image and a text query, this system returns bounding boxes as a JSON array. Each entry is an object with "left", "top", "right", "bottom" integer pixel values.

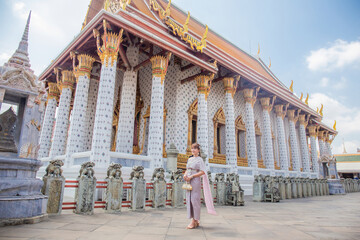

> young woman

[{"left": 183, "top": 143, "right": 216, "bottom": 229}]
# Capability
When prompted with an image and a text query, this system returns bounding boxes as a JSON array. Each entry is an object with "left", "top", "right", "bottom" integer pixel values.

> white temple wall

[
  {"left": 207, "top": 81, "right": 225, "bottom": 159},
  {"left": 174, "top": 65, "right": 200, "bottom": 154}
]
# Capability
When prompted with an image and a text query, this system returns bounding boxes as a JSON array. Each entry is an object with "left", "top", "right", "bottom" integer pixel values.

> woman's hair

[{"left": 191, "top": 143, "right": 201, "bottom": 157}]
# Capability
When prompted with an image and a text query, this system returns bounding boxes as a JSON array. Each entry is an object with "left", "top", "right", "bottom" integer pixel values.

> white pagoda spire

[{"left": 6, "top": 11, "right": 32, "bottom": 71}]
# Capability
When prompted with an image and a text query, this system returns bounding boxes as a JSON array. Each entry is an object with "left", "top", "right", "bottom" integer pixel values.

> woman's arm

[
  {"left": 189, "top": 170, "right": 205, "bottom": 180},
  {"left": 183, "top": 170, "right": 189, "bottom": 181}
]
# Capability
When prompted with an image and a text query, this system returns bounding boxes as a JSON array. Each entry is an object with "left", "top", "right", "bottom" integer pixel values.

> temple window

[
  {"left": 209, "top": 107, "right": 226, "bottom": 164},
  {"left": 235, "top": 115, "right": 248, "bottom": 167},
  {"left": 186, "top": 98, "right": 198, "bottom": 154}
]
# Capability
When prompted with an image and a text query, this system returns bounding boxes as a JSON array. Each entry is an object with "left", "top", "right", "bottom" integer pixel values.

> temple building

[{"left": 35, "top": 0, "right": 339, "bottom": 193}]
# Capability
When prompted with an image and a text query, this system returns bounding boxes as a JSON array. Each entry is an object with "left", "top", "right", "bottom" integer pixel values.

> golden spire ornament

[{"left": 289, "top": 80, "right": 293, "bottom": 93}]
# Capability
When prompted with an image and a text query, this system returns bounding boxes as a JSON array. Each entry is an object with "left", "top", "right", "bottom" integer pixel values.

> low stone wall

[
  {"left": 252, "top": 175, "right": 333, "bottom": 202},
  {"left": 42, "top": 162, "right": 246, "bottom": 216},
  {"left": 341, "top": 178, "right": 360, "bottom": 193}
]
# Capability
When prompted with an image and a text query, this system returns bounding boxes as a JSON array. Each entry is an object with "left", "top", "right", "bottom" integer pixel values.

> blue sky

[{"left": 0, "top": 0, "right": 359, "bottom": 154}]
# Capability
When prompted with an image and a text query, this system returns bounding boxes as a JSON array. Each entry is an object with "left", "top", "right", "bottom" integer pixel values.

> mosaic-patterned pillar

[
  {"left": 65, "top": 54, "right": 95, "bottom": 165},
  {"left": 243, "top": 88, "right": 259, "bottom": 168},
  {"left": 274, "top": 105, "right": 289, "bottom": 171},
  {"left": 0, "top": 88, "right": 5, "bottom": 111},
  {"left": 49, "top": 70, "right": 75, "bottom": 157},
  {"left": 260, "top": 97, "right": 275, "bottom": 170},
  {"left": 116, "top": 46, "right": 139, "bottom": 153},
  {"left": 223, "top": 77, "right": 238, "bottom": 171},
  {"left": 298, "top": 114, "right": 311, "bottom": 173},
  {"left": 38, "top": 83, "right": 59, "bottom": 159},
  {"left": 148, "top": 54, "right": 171, "bottom": 169},
  {"left": 195, "top": 74, "right": 213, "bottom": 170},
  {"left": 287, "top": 110, "right": 301, "bottom": 172},
  {"left": 318, "top": 131, "right": 326, "bottom": 157},
  {"left": 324, "top": 133, "right": 333, "bottom": 156},
  {"left": 308, "top": 125, "right": 319, "bottom": 173},
  {"left": 89, "top": 25, "right": 124, "bottom": 167},
  {"left": 84, "top": 78, "right": 99, "bottom": 151}
]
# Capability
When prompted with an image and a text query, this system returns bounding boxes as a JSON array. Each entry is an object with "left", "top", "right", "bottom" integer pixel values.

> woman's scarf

[{"left": 198, "top": 157, "right": 217, "bottom": 215}]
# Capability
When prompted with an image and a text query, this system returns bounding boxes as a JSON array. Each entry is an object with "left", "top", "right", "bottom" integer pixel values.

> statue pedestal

[
  {"left": 131, "top": 179, "right": 145, "bottom": 211},
  {"left": 328, "top": 179, "right": 345, "bottom": 195},
  {"left": 216, "top": 182, "right": 226, "bottom": 205},
  {"left": 171, "top": 181, "right": 184, "bottom": 208},
  {"left": 252, "top": 181, "right": 264, "bottom": 202},
  {"left": 105, "top": 178, "right": 123, "bottom": 213},
  {"left": 0, "top": 156, "right": 47, "bottom": 226},
  {"left": 74, "top": 177, "right": 96, "bottom": 215},
  {"left": 153, "top": 180, "right": 166, "bottom": 208},
  {"left": 44, "top": 177, "right": 65, "bottom": 214}
]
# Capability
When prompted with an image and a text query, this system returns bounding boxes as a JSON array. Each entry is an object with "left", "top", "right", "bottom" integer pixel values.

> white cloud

[
  {"left": 320, "top": 77, "right": 329, "bottom": 87},
  {"left": 308, "top": 93, "right": 360, "bottom": 154},
  {"left": 0, "top": 53, "right": 11, "bottom": 65},
  {"left": 306, "top": 39, "right": 360, "bottom": 71},
  {"left": 318, "top": 76, "right": 347, "bottom": 89}
]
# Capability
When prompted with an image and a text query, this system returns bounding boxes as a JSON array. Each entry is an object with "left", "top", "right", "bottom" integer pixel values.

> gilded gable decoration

[{"left": 149, "top": 0, "right": 208, "bottom": 53}]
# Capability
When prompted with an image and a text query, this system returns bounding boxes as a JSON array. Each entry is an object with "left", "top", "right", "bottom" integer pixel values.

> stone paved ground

[{"left": 1, "top": 193, "right": 360, "bottom": 240}]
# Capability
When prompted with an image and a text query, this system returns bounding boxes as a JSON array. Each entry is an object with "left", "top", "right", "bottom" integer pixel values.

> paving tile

[{"left": 59, "top": 223, "right": 102, "bottom": 232}]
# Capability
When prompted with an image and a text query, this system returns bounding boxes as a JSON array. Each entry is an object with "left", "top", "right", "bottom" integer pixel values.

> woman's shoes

[
  {"left": 186, "top": 220, "right": 200, "bottom": 229},
  {"left": 186, "top": 223, "right": 196, "bottom": 229},
  {"left": 195, "top": 220, "right": 200, "bottom": 227}
]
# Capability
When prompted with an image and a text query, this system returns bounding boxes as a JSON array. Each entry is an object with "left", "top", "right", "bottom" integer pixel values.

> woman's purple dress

[{"left": 186, "top": 156, "right": 203, "bottom": 220}]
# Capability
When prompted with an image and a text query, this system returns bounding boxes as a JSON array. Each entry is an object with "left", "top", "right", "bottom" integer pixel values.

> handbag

[{"left": 182, "top": 182, "right": 193, "bottom": 191}]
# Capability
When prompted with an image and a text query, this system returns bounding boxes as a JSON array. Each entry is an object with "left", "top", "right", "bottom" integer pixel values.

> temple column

[
  {"left": 116, "top": 46, "right": 139, "bottom": 153},
  {"left": 274, "top": 105, "right": 289, "bottom": 171},
  {"left": 243, "top": 88, "right": 259, "bottom": 168},
  {"left": 324, "top": 133, "right": 333, "bottom": 156},
  {"left": 148, "top": 53, "right": 172, "bottom": 169},
  {"left": 260, "top": 97, "right": 275, "bottom": 170},
  {"left": 196, "top": 74, "right": 214, "bottom": 170},
  {"left": 308, "top": 125, "right": 319, "bottom": 174},
  {"left": 223, "top": 77, "right": 238, "bottom": 171},
  {"left": 298, "top": 114, "right": 311, "bottom": 173},
  {"left": 0, "top": 88, "right": 5, "bottom": 111},
  {"left": 318, "top": 131, "right": 326, "bottom": 157},
  {"left": 49, "top": 70, "right": 75, "bottom": 157},
  {"left": 65, "top": 54, "right": 95, "bottom": 166},
  {"left": 89, "top": 24, "right": 124, "bottom": 167},
  {"left": 37, "top": 83, "right": 59, "bottom": 159},
  {"left": 287, "top": 109, "right": 301, "bottom": 172},
  {"left": 84, "top": 78, "right": 99, "bottom": 151}
]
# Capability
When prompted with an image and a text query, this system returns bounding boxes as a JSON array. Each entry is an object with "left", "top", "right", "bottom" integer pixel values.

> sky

[{"left": 0, "top": 0, "right": 359, "bottom": 154}]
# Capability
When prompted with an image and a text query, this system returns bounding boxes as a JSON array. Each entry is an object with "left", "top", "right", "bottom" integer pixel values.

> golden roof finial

[
  {"left": 104, "top": 0, "right": 110, "bottom": 11},
  {"left": 333, "top": 120, "right": 337, "bottom": 131},
  {"left": 319, "top": 104, "right": 323, "bottom": 117},
  {"left": 257, "top": 43, "right": 260, "bottom": 55},
  {"left": 183, "top": 11, "right": 190, "bottom": 34},
  {"left": 268, "top": 57, "right": 271, "bottom": 68},
  {"left": 305, "top": 93, "right": 309, "bottom": 105},
  {"left": 200, "top": 25, "right": 208, "bottom": 49},
  {"left": 289, "top": 80, "right": 293, "bottom": 93},
  {"left": 300, "top": 92, "right": 303, "bottom": 101},
  {"left": 165, "top": 0, "right": 171, "bottom": 17},
  {"left": 316, "top": 107, "right": 319, "bottom": 113}
]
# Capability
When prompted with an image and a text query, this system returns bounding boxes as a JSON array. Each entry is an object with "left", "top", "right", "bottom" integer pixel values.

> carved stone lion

[
  {"left": 130, "top": 165, "right": 144, "bottom": 180},
  {"left": 151, "top": 167, "right": 165, "bottom": 181},
  {"left": 170, "top": 169, "right": 183, "bottom": 182},
  {"left": 79, "top": 161, "right": 95, "bottom": 179},
  {"left": 215, "top": 173, "right": 225, "bottom": 182},
  {"left": 106, "top": 163, "right": 122, "bottom": 180},
  {"left": 45, "top": 159, "right": 64, "bottom": 177}
]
